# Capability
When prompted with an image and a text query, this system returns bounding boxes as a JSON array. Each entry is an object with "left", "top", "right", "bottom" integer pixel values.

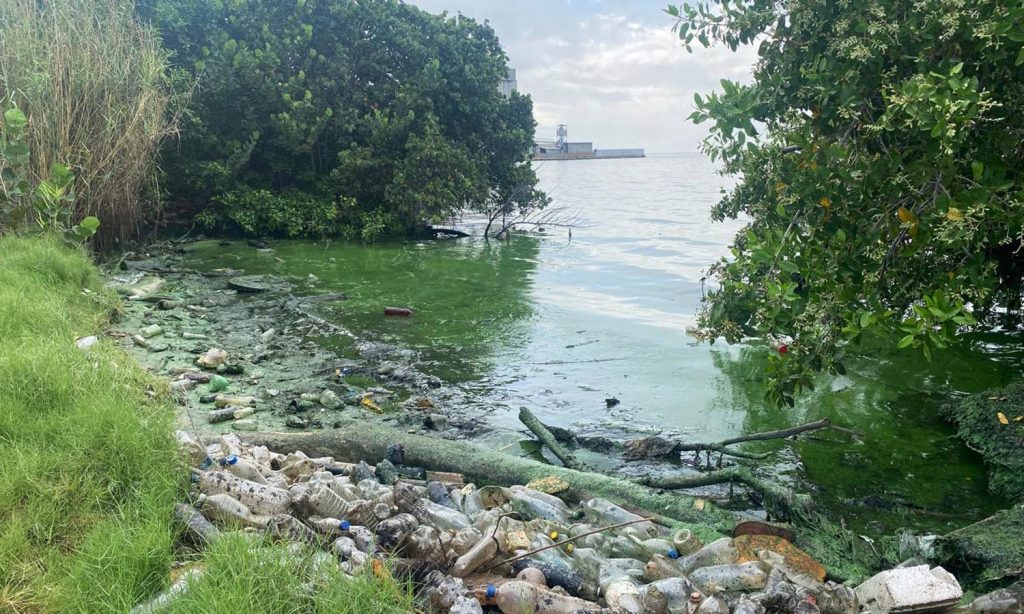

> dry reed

[{"left": 0, "top": 0, "right": 177, "bottom": 248}]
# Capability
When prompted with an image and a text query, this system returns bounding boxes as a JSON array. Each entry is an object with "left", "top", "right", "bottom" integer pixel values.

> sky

[{"left": 407, "top": 0, "right": 757, "bottom": 153}]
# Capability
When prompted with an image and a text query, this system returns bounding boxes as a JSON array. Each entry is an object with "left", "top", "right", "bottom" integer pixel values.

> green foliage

[
  {"left": 670, "top": 0, "right": 1024, "bottom": 404},
  {"left": 0, "top": 0, "right": 176, "bottom": 249},
  {"left": 1, "top": 104, "right": 101, "bottom": 243},
  {"left": 0, "top": 235, "right": 182, "bottom": 611},
  {"left": 197, "top": 188, "right": 344, "bottom": 238},
  {"left": 140, "top": 0, "right": 544, "bottom": 239}
]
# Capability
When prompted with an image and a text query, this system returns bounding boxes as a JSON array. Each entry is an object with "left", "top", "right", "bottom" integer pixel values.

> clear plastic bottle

[
  {"left": 688, "top": 561, "right": 767, "bottom": 594},
  {"left": 673, "top": 529, "right": 703, "bottom": 556},
  {"left": 696, "top": 594, "right": 729, "bottom": 614},
  {"left": 195, "top": 470, "right": 291, "bottom": 515},
  {"left": 677, "top": 538, "right": 738, "bottom": 574},
  {"left": 495, "top": 580, "right": 601, "bottom": 614},
  {"left": 419, "top": 498, "right": 471, "bottom": 531},
  {"left": 452, "top": 527, "right": 484, "bottom": 556},
  {"left": 218, "top": 454, "right": 267, "bottom": 484},
  {"left": 648, "top": 577, "right": 698, "bottom": 614},
  {"left": 583, "top": 498, "right": 656, "bottom": 537},
  {"left": 451, "top": 532, "right": 501, "bottom": 577}
]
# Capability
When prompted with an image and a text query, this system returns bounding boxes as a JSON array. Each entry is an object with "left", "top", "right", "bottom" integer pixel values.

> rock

[
  {"left": 425, "top": 413, "right": 447, "bottom": 430},
  {"left": 227, "top": 275, "right": 285, "bottom": 293},
  {"left": 285, "top": 415, "right": 310, "bottom": 429},
  {"left": 855, "top": 565, "right": 962, "bottom": 613},
  {"left": 320, "top": 389, "right": 342, "bottom": 409},
  {"left": 387, "top": 443, "right": 406, "bottom": 466}
]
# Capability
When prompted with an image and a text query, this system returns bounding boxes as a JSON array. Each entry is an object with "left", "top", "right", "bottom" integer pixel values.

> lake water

[{"left": 184, "top": 152, "right": 1019, "bottom": 533}]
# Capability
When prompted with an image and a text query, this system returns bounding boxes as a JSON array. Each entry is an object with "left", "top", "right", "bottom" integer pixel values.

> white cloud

[{"left": 407, "top": 0, "right": 757, "bottom": 152}]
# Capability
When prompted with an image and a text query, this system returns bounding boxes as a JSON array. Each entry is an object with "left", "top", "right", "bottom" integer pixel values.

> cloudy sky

[{"left": 408, "top": 0, "right": 757, "bottom": 153}]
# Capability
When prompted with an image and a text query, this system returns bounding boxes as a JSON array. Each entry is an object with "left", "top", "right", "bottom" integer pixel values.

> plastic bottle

[
  {"left": 733, "top": 595, "right": 767, "bottom": 614},
  {"left": 175, "top": 430, "right": 210, "bottom": 467},
  {"left": 600, "top": 558, "right": 647, "bottom": 610},
  {"left": 629, "top": 535, "right": 677, "bottom": 560},
  {"left": 308, "top": 483, "right": 356, "bottom": 519},
  {"left": 207, "top": 405, "right": 254, "bottom": 425},
  {"left": 213, "top": 394, "right": 257, "bottom": 408},
  {"left": 355, "top": 477, "right": 390, "bottom": 500},
  {"left": 512, "top": 559, "right": 592, "bottom": 600},
  {"left": 584, "top": 498, "right": 656, "bottom": 537},
  {"left": 375, "top": 512, "right": 418, "bottom": 551},
  {"left": 200, "top": 493, "right": 270, "bottom": 528},
  {"left": 509, "top": 486, "right": 571, "bottom": 522},
  {"left": 673, "top": 529, "right": 703, "bottom": 556},
  {"left": 676, "top": 538, "right": 738, "bottom": 574},
  {"left": 649, "top": 577, "right": 698, "bottom": 614},
  {"left": 645, "top": 554, "right": 687, "bottom": 582},
  {"left": 231, "top": 418, "right": 258, "bottom": 431},
  {"left": 452, "top": 527, "right": 484, "bottom": 555},
  {"left": 528, "top": 533, "right": 574, "bottom": 568},
  {"left": 449, "top": 596, "right": 484, "bottom": 614},
  {"left": 217, "top": 454, "right": 267, "bottom": 484},
  {"left": 568, "top": 547, "right": 605, "bottom": 584},
  {"left": 517, "top": 566, "right": 547, "bottom": 586},
  {"left": 495, "top": 580, "right": 601, "bottom": 614},
  {"left": 451, "top": 532, "right": 501, "bottom": 577},
  {"left": 404, "top": 525, "right": 445, "bottom": 561},
  {"left": 696, "top": 594, "right": 729, "bottom": 614},
  {"left": 688, "top": 561, "right": 768, "bottom": 594},
  {"left": 419, "top": 498, "right": 471, "bottom": 531},
  {"left": 348, "top": 525, "right": 375, "bottom": 552},
  {"left": 332, "top": 536, "right": 357, "bottom": 559},
  {"left": 268, "top": 513, "right": 318, "bottom": 544},
  {"left": 195, "top": 470, "right": 291, "bottom": 515},
  {"left": 643, "top": 583, "right": 670, "bottom": 614}
]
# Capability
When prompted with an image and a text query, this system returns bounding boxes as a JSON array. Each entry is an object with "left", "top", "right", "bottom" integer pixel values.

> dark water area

[{"left": 183, "top": 153, "right": 1019, "bottom": 534}]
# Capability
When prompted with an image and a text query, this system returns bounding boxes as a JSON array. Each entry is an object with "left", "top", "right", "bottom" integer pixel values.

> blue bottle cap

[
  {"left": 219, "top": 454, "right": 238, "bottom": 466},
  {"left": 667, "top": 548, "right": 680, "bottom": 559},
  {"left": 340, "top": 520, "right": 351, "bottom": 531},
  {"left": 486, "top": 584, "right": 497, "bottom": 598}
]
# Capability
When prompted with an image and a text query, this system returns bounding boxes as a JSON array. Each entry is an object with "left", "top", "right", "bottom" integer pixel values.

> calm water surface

[{"left": 186, "top": 153, "right": 1021, "bottom": 532}]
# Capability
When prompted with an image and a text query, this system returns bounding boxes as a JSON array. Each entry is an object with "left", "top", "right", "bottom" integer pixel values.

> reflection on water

[{"left": 184, "top": 153, "right": 1016, "bottom": 533}]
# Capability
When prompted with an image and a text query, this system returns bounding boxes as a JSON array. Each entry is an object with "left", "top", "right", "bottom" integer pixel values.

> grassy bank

[
  {"left": 0, "top": 236, "right": 413, "bottom": 613},
  {"left": 0, "top": 235, "right": 181, "bottom": 611}
]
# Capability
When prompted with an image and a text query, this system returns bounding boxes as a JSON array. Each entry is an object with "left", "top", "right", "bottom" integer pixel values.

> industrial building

[{"left": 533, "top": 124, "right": 645, "bottom": 161}]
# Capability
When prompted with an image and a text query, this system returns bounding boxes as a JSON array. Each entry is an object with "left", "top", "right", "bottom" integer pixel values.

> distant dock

[{"left": 532, "top": 123, "right": 644, "bottom": 161}]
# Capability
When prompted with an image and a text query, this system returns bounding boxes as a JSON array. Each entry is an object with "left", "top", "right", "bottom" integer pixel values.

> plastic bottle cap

[
  {"left": 549, "top": 531, "right": 559, "bottom": 540},
  {"left": 219, "top": 454, "right": 238, "bottom": 466},
  {"left": 340, "top": 520, "right": 351, "bottom": 531},
  {"left": 667, "top": 548, "right": 680, "bottom": 559},
  {"left": 485, "top": 584, "right": 497, "bottom": 598},
  {"left": 565, "top": 543, "right": 575, "bottom": 554}
]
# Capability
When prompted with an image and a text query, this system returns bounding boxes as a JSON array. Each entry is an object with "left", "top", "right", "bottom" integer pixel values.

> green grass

[
  {"left": 0, "top": 235, "right": 416, "bottom": 612},
  {"left": 167, "top": 534, "right": 414, "bottom": 614},
  {"left": 0, "top": 235, "right": 182, "bottom": 612}
]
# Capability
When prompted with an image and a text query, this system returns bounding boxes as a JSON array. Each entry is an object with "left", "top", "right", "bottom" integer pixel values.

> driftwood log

[
  {"left": 239, "top": 420, "right": 737, "bottom": 537},
  {"left": 518, "top": 406, "right": 588, "bottom": 470}
]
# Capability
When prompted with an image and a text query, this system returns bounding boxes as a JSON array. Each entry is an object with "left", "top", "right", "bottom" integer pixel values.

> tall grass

[
  {"left": 0, "top": 235, "right": 182, "bottom": 612},
  {"left": 0, "top": 0, "right": 176, "bottom": 249}
]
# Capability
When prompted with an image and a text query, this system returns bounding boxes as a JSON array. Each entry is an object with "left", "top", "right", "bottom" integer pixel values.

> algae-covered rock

[
  {"left": 938, "top": 505, "right": 1024, "bottom": 585},
  {"left": 943, "top": 383, "right": 1024, "bottom": 501}
]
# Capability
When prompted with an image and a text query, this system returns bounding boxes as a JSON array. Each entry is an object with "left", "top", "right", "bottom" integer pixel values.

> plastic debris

[{"left": 854, "top": 565, "right": 962, "bottom": 613}]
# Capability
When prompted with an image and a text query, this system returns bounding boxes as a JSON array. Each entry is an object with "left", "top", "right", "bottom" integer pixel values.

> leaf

[
  {"left": 860, "top": 311, "right": 873, "bottom": 328},
  {"left": 1017, "top": 46, "right": 1024, "bottom": 66},
  {"left": 997, "top": 412, "right": 1009, "bottom": 425},
  {"left": 897, "top": 334, "right": 915, "bottom": 348},
  {"left": 78, "top": 216, "right": 101, "bottom": 233},
  {"left": 946, "top": 207, "right": 964, "bottom": 222},
  {"left": 3, "top": 107, "right": 27, "bottom": 131},
  {"left": 897, "top": 207, "right": 916, "bottom": 224},
  {"left": 819, "top": 196, "right": 831, "bottom": 209},
  {"left": 971, "top": 160, "right": 984, "bottom": 181}
]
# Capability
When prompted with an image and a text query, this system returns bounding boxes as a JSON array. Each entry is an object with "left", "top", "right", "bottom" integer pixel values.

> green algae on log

[
  {"left": 240, "top": 422, "right": 882, "bottom": 581},
  {"left": 943, "top": 383, "right": 1024, "bottom": 502},
  {"left": 240, "top": 423, "right": 737, "bottom": 541}
]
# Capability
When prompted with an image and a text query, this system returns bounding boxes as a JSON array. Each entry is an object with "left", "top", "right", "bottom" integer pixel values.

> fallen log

[
  {"left": 239, "top": 420, "right": 738, "bottom": 539},
  {"left": 518, "top": 407, "right": 588, "bottom": 471}
]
